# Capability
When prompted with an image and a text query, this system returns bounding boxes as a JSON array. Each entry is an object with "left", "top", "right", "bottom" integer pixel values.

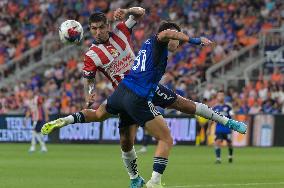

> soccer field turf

[{"left": 0, "top": 144, "right": 283, "bottom": 188}]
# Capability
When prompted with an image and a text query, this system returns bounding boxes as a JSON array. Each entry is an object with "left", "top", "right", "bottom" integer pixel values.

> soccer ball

[{"left": 59, "top": 20, "right": 84, "bottom": 44}]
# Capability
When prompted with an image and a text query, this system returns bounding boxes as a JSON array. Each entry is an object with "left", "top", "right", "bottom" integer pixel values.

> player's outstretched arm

[
  {"left": 84, "top": 77, "right": 96, "bottom": 108},
  {"left": 157, "top": 30, "right": 214, "bottom": 46},
  {"left": 114, "top": 7, "right": 145, "bottom": 21}
]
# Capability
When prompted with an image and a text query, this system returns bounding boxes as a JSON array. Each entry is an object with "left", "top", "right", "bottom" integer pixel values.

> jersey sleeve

[
  {"left": 82, "top": 54, "right": 97, "bottom": 79},
  {"left": 115, "top": 15, "right": 137, "bottom": 37}
]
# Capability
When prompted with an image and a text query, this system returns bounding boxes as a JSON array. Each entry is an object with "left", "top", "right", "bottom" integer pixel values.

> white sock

[
  {"left": 151, "top": 171, "right": 162, "bottom": 184},
  {"left": 122, "top": 147, "right": 139, "bottom": 179},
  {"left": 62, "top": 115, "right": 74, "bottom": 124},
  {"left": 195, "top": 102, "right": 229, "bottom": 125},
  {"left": 30, "top": 131, "right": 36, "bottom": 149},
  {"left": 35, "top": 133, "right": 47, "bottom": 151}
]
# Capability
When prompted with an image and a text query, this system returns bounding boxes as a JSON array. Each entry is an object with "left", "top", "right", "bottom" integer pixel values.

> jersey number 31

[{"left": 132, "top": 50, "right": 147, "bottom": 72}]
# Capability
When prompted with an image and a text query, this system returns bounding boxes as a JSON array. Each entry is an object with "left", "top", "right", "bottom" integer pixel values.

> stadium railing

[
  {"left": 196, "top": 42, "right": 260, "bottom": 96},
  {"left": 197, "top": 28, "right": 284, "bottom": 94},
  {"left": 206, "top": 43, "right": 260, "bottom": 85},
  {"left": 245, "top": 28, "right": 284, "bottom": 83},
  {"left": 244, "top": 45, "right": 284, "bottom": 84},
  {"left": 0, "top": 35, "right": 83, "bottom": 89}
]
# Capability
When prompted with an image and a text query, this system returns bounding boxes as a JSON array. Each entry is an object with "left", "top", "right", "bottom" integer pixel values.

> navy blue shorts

[
  {"left": 106, "top": 83, "right": 161, "bottom": 128},
  {"left": 33, "top": 120, "right": 44, "bottom": 133},
  {"left": 215, "top": 133, "right": 232, "bottom": 143},
  {"left": 152, "top": 84, "right": 177, "bottom": 108}
]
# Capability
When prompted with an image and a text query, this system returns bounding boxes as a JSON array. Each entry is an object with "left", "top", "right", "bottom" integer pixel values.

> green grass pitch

[{"left": 0, "top": 144, "right": 284, "bottom": 188}]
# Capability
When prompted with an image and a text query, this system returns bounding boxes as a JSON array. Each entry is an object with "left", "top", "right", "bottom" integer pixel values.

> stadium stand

[{"left": 0, "top": 0, "right": 284, "bottom": 114}]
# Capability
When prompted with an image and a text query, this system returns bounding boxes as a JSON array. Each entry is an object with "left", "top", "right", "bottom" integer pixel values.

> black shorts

[
  {"left": 215, "top": 133, "right": 232, "bottom": 143},
  {"left": 152, "top": 84, "right": 177, "bottom": 108},
  {"left": 106, "top": 83, "right": 161, "bottom": 128},
  {"left": 33, "top": 120, "right": 44, "bottom": 133}
]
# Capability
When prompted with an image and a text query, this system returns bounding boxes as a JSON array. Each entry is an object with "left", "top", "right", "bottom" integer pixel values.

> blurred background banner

[
  {"left": 0, "top": 115, "right": 197, "bottom": 144},
  {"left": 252, "top": 114, "right": 275, "bottom": 147},
  {"left": 0, "top": 115, "right": 48, "bottom": 142},
  {"left": 1, "top": 114, "right": 284, "bottom": 146},
  {"left": 0, "top": 115, "right": 32, "bottom": 142}
]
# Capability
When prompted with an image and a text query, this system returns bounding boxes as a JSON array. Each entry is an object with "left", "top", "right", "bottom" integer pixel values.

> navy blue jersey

[
  {"left": 213, "top": 104, "right": 233, "bottom": 134},
  {"left": 122, "top": 35, "right": 168, "bottom": 100}
]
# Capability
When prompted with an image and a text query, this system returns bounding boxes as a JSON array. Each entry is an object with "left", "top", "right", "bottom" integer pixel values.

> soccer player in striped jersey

[
  {"left": 25, "top": 90, "right": 48, "bottom": 153},
  {"left": 42, "top": 10, "right": 247, "bottom": 188}
]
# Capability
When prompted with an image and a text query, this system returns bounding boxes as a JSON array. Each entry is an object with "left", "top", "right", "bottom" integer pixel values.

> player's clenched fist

[
  {"left": 114, "top": 8, "right": 127, "bottom": 21},
  {"left": 201, "top": 37, "right": 215, "bottom": 47}
]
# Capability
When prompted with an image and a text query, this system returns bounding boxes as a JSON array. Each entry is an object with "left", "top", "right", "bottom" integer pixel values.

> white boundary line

[{"left": 166, "top": 182, "right": 284, "bottom": 188}]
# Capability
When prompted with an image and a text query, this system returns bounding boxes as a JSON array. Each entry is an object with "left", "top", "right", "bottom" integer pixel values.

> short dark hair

[
  {"left": 88, "top": 12, "right": 107, "bottom": 25},
  {"left": 157, "top": 21, "right": 181, "bottom": 33}
]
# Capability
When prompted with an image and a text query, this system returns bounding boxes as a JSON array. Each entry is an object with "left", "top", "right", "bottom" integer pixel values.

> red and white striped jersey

[
  {"left": 83, "top": 16, "right": 137, "bottom": 88},
  {"left": 26, "top": 95, "right": 45, "bottom": 121}
]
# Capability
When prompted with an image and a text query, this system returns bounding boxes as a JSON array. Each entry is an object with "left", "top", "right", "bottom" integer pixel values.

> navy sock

[
  {"left": 215, "top": 147, "right": 221, "bottom": 159},
  {"left": 71, "top": 112, "right": 85, "bottom": 124},
  {"left": 229, "top": 147, "right": 233, "bottom": 157},
  {"left": 153, "top": 157, "right": 168, "bottom": 174}
]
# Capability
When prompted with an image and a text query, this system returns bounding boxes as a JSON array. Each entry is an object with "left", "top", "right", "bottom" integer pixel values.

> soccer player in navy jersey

[
  {"left": 104, "top": 22, "right": 245, "bottom": 187},
  {"left": 212, "top": 90, "right": 234, "bottom": 164}
]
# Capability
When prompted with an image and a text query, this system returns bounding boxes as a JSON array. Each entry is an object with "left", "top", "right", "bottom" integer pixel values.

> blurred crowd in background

[{"left": 0, "top": 0, "right": 284, "bottom": 115}]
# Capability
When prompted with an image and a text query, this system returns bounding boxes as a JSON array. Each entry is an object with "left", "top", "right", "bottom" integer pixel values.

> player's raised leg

[
  {"left": 167, "top": 95, "right": 247, "bottom": 134},
  {"left": 41, "top": 104, "right": 110, "bottom": 135}
]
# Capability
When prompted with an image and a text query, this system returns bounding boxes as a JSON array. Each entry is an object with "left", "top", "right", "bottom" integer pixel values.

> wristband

[{"left": 188, "top": 37, "right": 201, "bottom": 45}]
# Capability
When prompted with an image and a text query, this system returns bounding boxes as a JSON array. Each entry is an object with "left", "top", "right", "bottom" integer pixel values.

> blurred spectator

[{"left": 249, "top": 102, "right": 262, "bottom": 114}]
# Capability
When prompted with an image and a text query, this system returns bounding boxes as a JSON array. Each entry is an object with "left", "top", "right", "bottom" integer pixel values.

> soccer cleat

[
  {"left": 41, "top": 118, "right": 68, "bottom": 135},
  {"left": 40, "top": 146, "right": 48, "bottom": 153},
  {"left": 28, "top": 146, "right": 35, "bottom": 153},
  {"left": 225, "top": 119, "right": 247, "bottom": 134},
  {"left": 137, "top": 146, "right": 147, "bottom": 154},
  {"left": 215, "top": 160, "right": 221, "bottom": 164},
  {"left": 130, "top": 176, "right": 145, "bottom": 188},
  {"left": 228, "top": 158, "right": 233, "bottom": 163},
  {"left": 146, "top": 180, "right": 164, "bottom": 188}
]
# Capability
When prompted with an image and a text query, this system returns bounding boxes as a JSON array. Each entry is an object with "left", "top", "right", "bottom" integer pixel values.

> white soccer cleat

[
  {"left": 29, "top": 146, "right": 35, "bottom": 153},
  {"left": 137, "top": 146, "right": 147, "bottom": 153},
  {"left": 146, "top": 180, "right": 164, "bottom": 188}
]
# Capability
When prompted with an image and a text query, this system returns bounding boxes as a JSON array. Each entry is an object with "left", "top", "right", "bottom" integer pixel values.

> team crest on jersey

[{"left": 110, "top": 49, "right": 120, "bottom": 58}]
